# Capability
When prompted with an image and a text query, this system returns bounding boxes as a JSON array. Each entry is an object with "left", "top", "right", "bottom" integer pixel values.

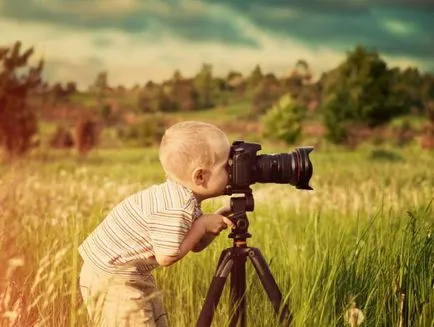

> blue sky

[{"left": 1, "top": 0, "right": 433, "bottom": 89}]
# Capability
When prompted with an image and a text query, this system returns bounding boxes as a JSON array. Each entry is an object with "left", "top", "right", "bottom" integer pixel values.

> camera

[{"left": 225, "top": 140, "right": 314, "bottom": 195}]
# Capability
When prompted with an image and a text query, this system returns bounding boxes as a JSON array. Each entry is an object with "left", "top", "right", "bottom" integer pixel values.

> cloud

[
  {"left": 0, "top": 16, "right": 348, "bottom": 88},
  {"left": 39, "top": 0, "right": 144, "bottom": 17},
  {"left": 382, "top": 19, "right": 417, "bottom": 36},
  {"left": 1, "top": 0, "right": 432, "bottom": 89},
  {"left": 1, "top": 0, "right": 259, "bottom": 47},
  {"left": 229, "top": 1, "right": 434, "bottom": 59},
  {"left": 4, "top": 0, "right": 433, "bottom": 57}
]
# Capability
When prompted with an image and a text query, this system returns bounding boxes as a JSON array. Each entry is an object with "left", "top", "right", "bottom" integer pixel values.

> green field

[{"left": 1, "top": 142, "right": 433, "bottom": 326}]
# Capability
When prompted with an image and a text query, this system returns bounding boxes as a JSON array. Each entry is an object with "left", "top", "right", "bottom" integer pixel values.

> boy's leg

[
  {"left": 126, "top": 274, "right": 169, "bottom": 327},
  {"left": 98, "top": 279, "right": 156, "bottom": 327},
  {"left": 151, "top": 295, "right": 169, "bottom": 327},
  {"left": 79, "top": 263, "right": 159, "bottom": 327},
  {"left": 146, "top": 275, "right": 169, "bottom": 327}
]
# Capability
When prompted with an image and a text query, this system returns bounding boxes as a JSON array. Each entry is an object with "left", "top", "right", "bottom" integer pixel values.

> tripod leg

[
  {"left": 248, "top": 248, "right": 293, "bottom": 327},
  {"left": 196, "top": 249, "right": 234, "bottom": 327},
  {"left": 229, "top": 252, "right": 247, "bottom": 327}
]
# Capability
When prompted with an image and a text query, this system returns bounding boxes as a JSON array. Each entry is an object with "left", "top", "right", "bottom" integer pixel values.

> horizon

[{"left": 2, "top": 0, "right": 434, "bottom": 89}]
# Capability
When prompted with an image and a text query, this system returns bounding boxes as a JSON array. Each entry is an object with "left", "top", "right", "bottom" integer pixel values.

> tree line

[{"left": 1, "top": 41, "right": 434, "bottom": 157}]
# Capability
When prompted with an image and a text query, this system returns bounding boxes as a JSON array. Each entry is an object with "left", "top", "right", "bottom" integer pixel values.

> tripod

[{"left": 196, "top": 191, "right": 293, "bottom": 327}]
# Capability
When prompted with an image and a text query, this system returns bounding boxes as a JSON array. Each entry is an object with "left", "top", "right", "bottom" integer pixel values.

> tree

[
  {"left": 284, "top": 75, "right": 303, "bottom": 99},
  {"left": 283, "top": 60, "right": 312, "bottom": 99},
  {"left": 138, "top": 82, "right": 175, "bottom": 113},
  {"left": 252, "top": 74, "right": 283, "bottom": 115},
  {"left": 225, "top": 70, "right": 245, "bottom": 95},
  {"left": 421, "top": 74, "right": 434, "bottom": 104},
  {"left": 247, "top": 64, "right": 263, "bottom": 90},
  {"left": 50, "top": 81, "right": 77, "bottom": 100},
  {"left": 294, "top": 59, "right": 312, "bottom": 81},
  {"left": 0, "top": 41, "right": 43, "bottom": 156},
  {"left": 262, "top": 94, "right": 305, "bottom": 145},
  {"left": 91, "top": 71, "right": 109, "bottom": 94},
  {"left": 389, "top": 67, "right": 424, "bottom": 113},
  {"left": 172, "top": 69, "right": 182, "bottom": 83},
  {"left": 65, "top": 81, "right": 77, "bottom": 95},
  {"left": 194, "top": 63, "right": 215, "bottom": 109},
  {"left": 321, "top": 45, "right": 406, "bottom": 143},
  {"left": 51, "top": 83, "right": 67, "bottom": 99},
  {"left": 169, "top": 77, "right": 198, "bottom": 111}
]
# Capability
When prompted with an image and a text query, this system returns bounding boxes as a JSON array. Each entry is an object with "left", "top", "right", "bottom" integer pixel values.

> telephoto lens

[{"left": 256, "top": 146, "right": 314, "bottom": 190}]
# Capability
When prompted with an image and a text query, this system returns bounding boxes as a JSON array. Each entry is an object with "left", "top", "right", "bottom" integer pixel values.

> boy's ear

[{"left": 192, "top": 167, "right": 205, "bottom": 186}]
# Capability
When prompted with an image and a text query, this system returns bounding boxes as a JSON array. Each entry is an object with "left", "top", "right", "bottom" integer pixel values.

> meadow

[{"left": 0, "top": 140, "right": 433, "bottom": 326}]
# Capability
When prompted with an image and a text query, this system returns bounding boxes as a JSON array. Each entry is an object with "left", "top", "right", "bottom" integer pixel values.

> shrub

[
  {"left": 420, "top": 102, "right": 434, "bottom": 149},
  {"left": 49, "top": 126, "right": 74, "bottom": 149},
  {"left": 75, "top": 115, "right": 100, "bottom": 156},
  {"left": 262, "top": 94, "right": 305, "bottom": 145},
  {"left": 117, "top": 115, "right": 165, "bottom": 147}
]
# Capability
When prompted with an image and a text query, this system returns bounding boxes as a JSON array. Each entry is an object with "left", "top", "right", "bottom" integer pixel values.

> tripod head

[{"left": 227, "top": 187, "right": 254, "bottom": 241}]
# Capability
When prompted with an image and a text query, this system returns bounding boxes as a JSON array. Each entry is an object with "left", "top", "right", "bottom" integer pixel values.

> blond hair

[{"left": 159, "top": 121, "right": 228, "bottom": 183}]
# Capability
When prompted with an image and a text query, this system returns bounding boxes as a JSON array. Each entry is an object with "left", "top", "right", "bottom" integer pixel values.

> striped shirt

[{"left": 78, "top": 179, "right": 202, "bottom": 277}]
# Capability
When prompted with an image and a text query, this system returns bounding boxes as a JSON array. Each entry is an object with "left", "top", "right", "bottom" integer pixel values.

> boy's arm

[
  {"left": 190, "top": 205, "right": 233, "bottom": 252},
  {"left": 154, "top": 218, "right": 207, "bottom": 266},
  {"left": 192, "top": 207, "right": 234, "bottom": 252},
  {"left": 191, "top": 233, "right": 217, "bottom": 252},
  {"left": 154, "top": 213, "right": 233, "bottom": 266}
]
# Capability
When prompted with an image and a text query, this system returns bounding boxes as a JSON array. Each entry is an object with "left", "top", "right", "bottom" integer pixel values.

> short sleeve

[{"left": 149, "top": 203, "right": 195, "bottom": 257}]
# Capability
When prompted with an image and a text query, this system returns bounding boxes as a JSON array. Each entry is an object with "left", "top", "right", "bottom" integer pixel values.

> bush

[
  {"left": 420, "top": 102, "right": 434, "bottom": 149},
  {"left": 49, "top": 126, "right": 74, "bottom": 149},
  {"left": 117, "top": 115, "right": 165, "bottom": 147},
  {"left": 262, "top": 94, "right": 305, "bottom": 145},
  {"left": 75, "top": 115, "right": 100, "bottom": 156}
]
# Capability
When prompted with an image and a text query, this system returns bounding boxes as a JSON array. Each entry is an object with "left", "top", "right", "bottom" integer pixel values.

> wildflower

[
  {"left": 8, "top": 257, "right": 24, "bottom": 268},
  {"left": 345, "top": 301, "right": 365, "bottom": 326},
  {"left": 5, "top": 257, "right": 25, "bottom": 279}
]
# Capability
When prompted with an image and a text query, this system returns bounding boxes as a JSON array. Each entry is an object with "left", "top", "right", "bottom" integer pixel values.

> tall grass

[{"left": 0, "top": 146, "right": 433, "bottom": 326}]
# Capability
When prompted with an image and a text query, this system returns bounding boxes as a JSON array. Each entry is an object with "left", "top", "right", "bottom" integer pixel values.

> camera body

[
  {"left": 225, "top": 141, "right": 261, "bottom": 194},
  {"left": 225, "top": 140, "right": 314, "bottom": 196}
]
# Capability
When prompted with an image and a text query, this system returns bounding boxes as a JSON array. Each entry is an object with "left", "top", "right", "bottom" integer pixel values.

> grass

[{"left": 0, "top": 144, "right": 433, "bottom": 326}]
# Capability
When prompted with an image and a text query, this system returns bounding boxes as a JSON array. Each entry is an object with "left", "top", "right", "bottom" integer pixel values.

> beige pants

[{"left": 79, "top": 262, "right": 169, "bottom": 327}]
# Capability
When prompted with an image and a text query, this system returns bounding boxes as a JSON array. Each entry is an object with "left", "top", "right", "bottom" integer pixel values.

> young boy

[{"left": 78, "top": 121, "right": 234, "bottom": 327}]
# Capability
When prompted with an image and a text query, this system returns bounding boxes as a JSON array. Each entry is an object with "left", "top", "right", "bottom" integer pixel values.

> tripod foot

[
  {"left": 248, "top": 248, "right": 293, "bottom": 326},
  {"left": 196, "top": 249, "right": 234, "bottom": 327},
  {"left": 196, "top": 246, "right": 293, "bottom": 327}
]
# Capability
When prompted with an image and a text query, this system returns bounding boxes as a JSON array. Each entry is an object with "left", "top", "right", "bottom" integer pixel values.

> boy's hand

[
  {"left": 214, "top": 205, "right": 232, "bottom": 217},
  {"left": 215, "top": 206, "right": 235, "bottom": 231},
  {"left": 199, "top": 214, "right": 235, "bottom": 235},
  {"left": 222, "top": 216, "right": 235, "bottom": 230}
]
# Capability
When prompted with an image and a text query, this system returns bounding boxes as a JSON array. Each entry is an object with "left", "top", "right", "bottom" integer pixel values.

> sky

[{"left": 1, "top": 0, "right": 433, "bottom": 89}]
